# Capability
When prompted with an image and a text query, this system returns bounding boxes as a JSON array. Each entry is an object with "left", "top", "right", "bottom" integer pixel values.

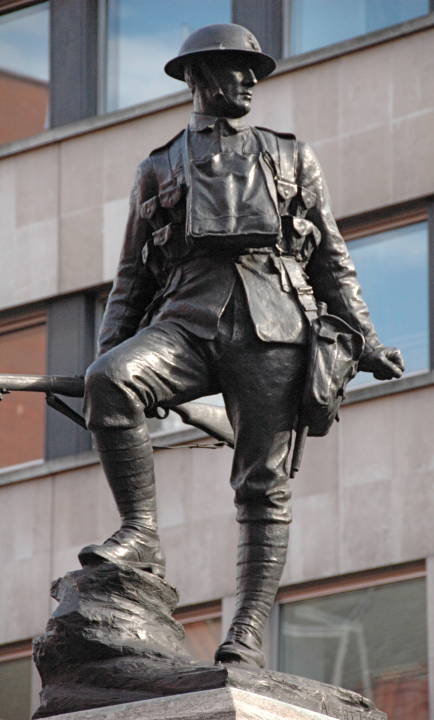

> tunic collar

[{"left": 189, "top": 113, "right": 249, "bottom": 133}]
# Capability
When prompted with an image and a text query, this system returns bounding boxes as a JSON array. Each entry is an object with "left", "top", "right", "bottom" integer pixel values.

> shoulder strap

[
  {"left": 277, "top": 135, "right": 297, "bottom": 184},
  {"left": 254, "top": 127, "right": 298, "bottom": 183},
  {"left": 150, "top": 128, "right": 184, "bottom": 157},
  {"left": 253, "top": 126, "right": 279, "bottom": 171},
  {"left": 150, "top": 130, "right": 186, "bottom": 190},
  {"left": 167, "top": 129, "right": 186, "bottom": 179}
]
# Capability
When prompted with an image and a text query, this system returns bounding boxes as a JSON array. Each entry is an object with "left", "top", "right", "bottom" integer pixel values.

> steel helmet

[{"left": 164, "top": 23, "right": 276, "bottom": 81}]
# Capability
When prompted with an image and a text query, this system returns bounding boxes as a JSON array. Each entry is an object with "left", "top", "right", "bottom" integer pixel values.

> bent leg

[
  {"left": 84, "top": 322, "right": 214, "bottom": 431},
  {"left": 80, "top": 322, "right": 214, "bottom": 573}
]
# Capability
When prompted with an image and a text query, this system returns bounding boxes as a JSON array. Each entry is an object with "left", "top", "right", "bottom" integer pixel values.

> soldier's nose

[{"left": 244, "top": 68, "right": 258, "bottom": 86}]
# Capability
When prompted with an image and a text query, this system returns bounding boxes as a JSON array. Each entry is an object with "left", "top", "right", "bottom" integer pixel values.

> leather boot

[
  {"left": 215, "top": 521, "right": 289, "bottom": 668},
  {"left": 78, "top": 425, "right": 165, "bottom": 577}
]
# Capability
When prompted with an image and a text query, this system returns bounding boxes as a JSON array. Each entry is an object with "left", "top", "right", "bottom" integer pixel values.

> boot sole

[{"left": 79, "top": 545, "right": 165, "bottom": 578}]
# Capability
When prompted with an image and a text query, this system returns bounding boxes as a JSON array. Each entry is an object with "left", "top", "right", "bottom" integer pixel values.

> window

[
  {"left": 346, "top": 220, "right": 429, "bottom": 388},
  {"left": 0, "top": 642, "right": 32, "bottom": 720},
  {"left": 284, "top": 0, "right": 430, "bottom": 56},
  {"left": 0, "top": 1, "right": 49, "bottom": 144},
  {"left": 102, "top": 0, "right": 231, "bottom": 113},
  {"left": 175, "top": 603, "right": 222, "bottom": 663},
  {"left": 0, "top": 313, "right": 46, "bottom": 469},
  {"left": 278, "top": 567, "right": 428, "bottom": 720}
]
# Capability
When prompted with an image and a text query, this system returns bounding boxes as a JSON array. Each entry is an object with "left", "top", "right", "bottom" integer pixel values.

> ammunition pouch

[{"left": 301, "top": 313, "right": 365, "bottom": 437}]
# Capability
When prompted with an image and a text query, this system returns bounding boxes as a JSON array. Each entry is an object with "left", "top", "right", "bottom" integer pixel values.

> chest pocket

[
  {"left": 186, "top": 151, "right": 280, "bottom": 239},
  {"left": 182, "top": 127, "right": 281, "bottom": 246},
  {"left": 159, "top": 180, "right": 185, "bottom": 223},
  {"left": 140, "top": 171, "right": 187, "bottom": 268},
  {"left": 275, "top": 178, "right": 298, "bottom": 211}
]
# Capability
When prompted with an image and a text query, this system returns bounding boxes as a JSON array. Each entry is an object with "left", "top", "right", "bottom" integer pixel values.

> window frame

[
  {"left": 0, "top": 310, "right": 47, "bottom": 472},
  {"left": 277, "top": 560, "right": 426, "bottom": 606},
  {"left": 340, "top": 203, "right": 432, "bottom": 397},
  {"left": 0, "top": 310, "right": 46, "bottom": 336},
  {"left": 275, "top": 561, "right": 428, "bottom": 709},
  {"left": 0, "top": 639, "right": 32, "bottom": 662},
  {"left": 174, "top": 601, "right": 222, "bottom": 663},
  {"left": 0, "top": 640, "right": 33, "bottom": 720},
  {"left": 174, "top": 600, "right": 222, "bottom": 625},
  {"left": 97, "top": 0, "right": 235, "bottom": 116},
  {"left": 281, "top": 0, "right": 434, "bottom": 59},
  {"left": 0, "top": 0, "right": 50, "bottom": 147}
]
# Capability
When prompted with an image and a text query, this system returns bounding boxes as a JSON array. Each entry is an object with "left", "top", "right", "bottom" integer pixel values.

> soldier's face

[{"left": 198, "top": 55, "right": 258, "bottom": 118}]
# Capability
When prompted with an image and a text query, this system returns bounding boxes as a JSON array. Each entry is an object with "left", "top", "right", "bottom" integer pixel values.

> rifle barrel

[
  {"left": 0, "top": 375, "right": 235, "bottom": 448},
  {"left": 0, "top": 374, "right": 84, "bottom": 397}
]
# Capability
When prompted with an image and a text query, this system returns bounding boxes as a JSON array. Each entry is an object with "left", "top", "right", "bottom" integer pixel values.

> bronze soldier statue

[{"left": 79, "top": 24, "right": 404, "bottom": 669}]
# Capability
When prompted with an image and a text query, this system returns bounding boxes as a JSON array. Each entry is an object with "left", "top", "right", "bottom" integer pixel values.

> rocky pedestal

[{"left": 33, "top": 563, "right": 387, "bottom": 720}]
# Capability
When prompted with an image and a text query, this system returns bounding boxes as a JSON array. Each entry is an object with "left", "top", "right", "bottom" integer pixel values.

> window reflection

[
  {"left": 0, "top": 315, "right": 47, "bottom": 469},
  {"left": 0, "top": 2, "right": 49, "bottom": 144},
  {"left": 348, "top": 221, "right": 429, "bottom": 388},
  {"left": 104, "top": 0, "right": 231, "bottom": 112},
  {"left": 286, "top": 0, "right": 429, "bottom": 56},
  {"left": 279, "top": 578, "right": 428, "bottom": 720},
  {"left": 182, "top": 617, "right": 222, "bottom": 662},
  {"left": 175, "top": 604, "right": 222, "bottom": 662},
  {"left": 0, "top": 655, "right": 32, "bottom": 720}
]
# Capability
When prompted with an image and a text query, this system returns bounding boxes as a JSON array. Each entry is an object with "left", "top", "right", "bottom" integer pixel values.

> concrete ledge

[
  {"left": 344, "top": 370, "right": 434, "bottom": 405},
  {"left": 0, "top": 450, "right": 98, "bottom": 487},
  {"left": 0, "top": 426, "right": 205, "bottom": 488}
]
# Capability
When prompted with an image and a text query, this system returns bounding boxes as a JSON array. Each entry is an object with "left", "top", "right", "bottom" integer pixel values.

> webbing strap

[
  {"left": 255, "top": 129, "right": 317, "bottom": 323},
  {"left": 275, "top": 134, "right": 297, "bottom": 184},
  {"left": 252, "top": 127, "right": 278, "bottom": 173},
  {"left": 280, "top": 257, "right": 318, "bottom": 322},
  {"left": 253, "top": 127, "right": 297, "bottom": 184}
]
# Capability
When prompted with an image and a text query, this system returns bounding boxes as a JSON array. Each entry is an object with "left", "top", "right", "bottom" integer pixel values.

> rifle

[{"left": 0, "top": 374, "right": 235, "bottom": 449}]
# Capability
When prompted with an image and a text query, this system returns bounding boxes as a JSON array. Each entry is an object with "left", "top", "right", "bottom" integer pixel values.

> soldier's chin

[{"left": 224, "top": 98, "right": 251, "bottom": 118}]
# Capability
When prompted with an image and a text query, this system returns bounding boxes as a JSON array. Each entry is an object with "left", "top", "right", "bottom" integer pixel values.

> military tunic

[{"left": 85, "top": 113, "right": 381, "bottom": 523}]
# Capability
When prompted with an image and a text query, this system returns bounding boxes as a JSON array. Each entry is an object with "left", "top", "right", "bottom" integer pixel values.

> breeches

[{"left": 84, "top": 283, "right": 306, "bottom": 523}]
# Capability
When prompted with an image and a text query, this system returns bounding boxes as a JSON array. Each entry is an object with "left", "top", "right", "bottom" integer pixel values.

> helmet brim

[{"left": 165, "top": 48, "right": 276, "bottom": 82}]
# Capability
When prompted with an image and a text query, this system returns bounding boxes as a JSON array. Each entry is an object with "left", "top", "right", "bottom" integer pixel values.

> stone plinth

[{"left": 30, "top": 687, "right": 365, "bottom": 720}]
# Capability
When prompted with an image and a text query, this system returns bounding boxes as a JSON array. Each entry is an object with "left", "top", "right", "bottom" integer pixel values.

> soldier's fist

[{"left": 358, "top": 347, "right": 404, "bottom": 380}]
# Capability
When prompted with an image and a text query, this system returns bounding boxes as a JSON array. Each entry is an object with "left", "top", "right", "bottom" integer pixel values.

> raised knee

[
  {"left": 85, "top": 353, "right": 131, "bottom": 396},
  {"left": 84, "top": 352, "right": 150, "bottom": 431}
]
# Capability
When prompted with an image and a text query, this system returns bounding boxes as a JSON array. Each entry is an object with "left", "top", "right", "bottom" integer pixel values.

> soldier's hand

[{"left": 358, "top": 347, "right": 405, "bottom": 380}]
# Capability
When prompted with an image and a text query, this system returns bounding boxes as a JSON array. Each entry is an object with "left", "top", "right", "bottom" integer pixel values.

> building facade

[{"left": 0, "top": 2, "right": 433, "bottom": 719}]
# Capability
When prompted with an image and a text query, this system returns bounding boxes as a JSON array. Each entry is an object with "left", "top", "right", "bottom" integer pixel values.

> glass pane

[
  {"left": 105, "top": 0, "right": 231, "bottom": 112},
  {"left": 0, "top": 319, "right": 46, "bottom": 468},
  {"left": 182, "top": 617, "right": 222, "bottom": 662},
  {"left": 0, "top": 656, "right": 31, "bottom": 720},
  {"left": 347, "top": 222, "right": 429, "bottom": 388},
  {"left": 279, "top": 578, "right": 428, "bottom": 720},
  {"left": 288, "top": 0, "right": 429, "bottom": 55},
  {"left": 0, "top": 2, "right": 49, "bottom": 144}
]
